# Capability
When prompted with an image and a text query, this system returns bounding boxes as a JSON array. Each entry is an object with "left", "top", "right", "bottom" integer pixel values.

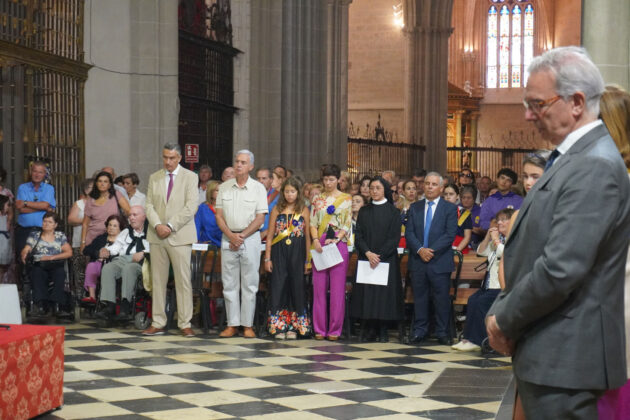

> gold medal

[{"left": 285, "top": 239, "right": 292, "bottom": 245}]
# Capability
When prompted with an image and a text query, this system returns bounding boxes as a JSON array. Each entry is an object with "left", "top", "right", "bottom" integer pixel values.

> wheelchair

[{"left": 22, "top": 258, "right": 76, "bottom": 323}]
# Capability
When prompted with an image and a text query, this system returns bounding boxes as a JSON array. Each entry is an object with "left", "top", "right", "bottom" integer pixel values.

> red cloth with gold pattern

[{"left": 0, "top": 324, "right": 64, "bottom": 420}]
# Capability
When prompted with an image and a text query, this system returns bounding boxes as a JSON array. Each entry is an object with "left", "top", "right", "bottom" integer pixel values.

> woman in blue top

[{"left": 194, "top": 180, "right": 222, "bottom": 247}]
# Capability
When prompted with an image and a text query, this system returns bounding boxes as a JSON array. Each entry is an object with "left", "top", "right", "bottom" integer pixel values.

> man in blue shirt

[
  {"left": 478, "top": 168, "right": 523, "bottom": 233},
  {"left": 15, "top": 161, "right": 56, "bottom": 254}
]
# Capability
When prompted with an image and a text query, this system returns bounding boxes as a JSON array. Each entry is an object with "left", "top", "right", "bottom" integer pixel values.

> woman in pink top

[{"left": 80, "top": 172, "right": 130, "bottom": 252}]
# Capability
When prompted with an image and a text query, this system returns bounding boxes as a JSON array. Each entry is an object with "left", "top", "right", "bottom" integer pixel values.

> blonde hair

[
  {"left": 600, "top": 85, "right": 630, "bottom": 169},
  {"left": 205, "top": 180, "right": 221, "bottom": 204}
]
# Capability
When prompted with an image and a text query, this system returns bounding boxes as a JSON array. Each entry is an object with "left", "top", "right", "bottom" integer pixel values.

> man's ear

[{"left": 571, "top": 91, "right": 587, "bottom": 118}]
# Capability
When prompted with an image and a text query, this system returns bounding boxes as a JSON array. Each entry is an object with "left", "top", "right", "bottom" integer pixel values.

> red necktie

[{"left": 167, "top": 173, "right": 174, "bottom": 202}]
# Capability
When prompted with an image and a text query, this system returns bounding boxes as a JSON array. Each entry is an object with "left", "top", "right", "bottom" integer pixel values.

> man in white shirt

[
  {"left": 215, "top": 150, "right": 268, "bottom": 338},
  {"left": 96, "top": 205, "right": 149, "bottom": 321}
]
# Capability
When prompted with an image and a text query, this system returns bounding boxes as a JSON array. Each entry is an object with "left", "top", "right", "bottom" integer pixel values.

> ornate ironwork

[
  {"left": 178, "top": 0, "right": 233, "bottom": 46},
  {"left": 347, "top": 137, "right": 425, "bottom": 182},
  {"left": 348, "top": 114, "right": 399, "bottom": 142},
  {"left": 0, "top": 0, "right": 86, "bottom": 235}
]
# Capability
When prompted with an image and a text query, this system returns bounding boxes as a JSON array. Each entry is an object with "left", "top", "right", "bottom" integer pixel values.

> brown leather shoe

[
  {"left": 314, "top": 334, "right": 325, "bottom": 340},
  {"left": 219, "top": 326, "right": 238, "bottom": 338},
  {"left": 142, "top": 326, "right": 165, "bottom": 336},
  {"left": 327, "top": 335, "right": 339, "bottom": 341},
  {"left": 181, "top": 327, "right": 195, "bottom": 338},
  {"left": 243, "top": 327, "right": 256, "bottom": 338}
]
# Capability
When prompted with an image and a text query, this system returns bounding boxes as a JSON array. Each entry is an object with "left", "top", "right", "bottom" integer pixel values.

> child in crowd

[
  {"left": 443, "top": 184, "right": 472, "bottom": 254},
  {"left": 264, "top": 177, "right": 312, "bottom": 339}
]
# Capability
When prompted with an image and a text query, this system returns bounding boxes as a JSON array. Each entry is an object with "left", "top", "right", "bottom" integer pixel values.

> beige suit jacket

[{"left": 145, "top": 165, "right": 198, "bottom": 246}]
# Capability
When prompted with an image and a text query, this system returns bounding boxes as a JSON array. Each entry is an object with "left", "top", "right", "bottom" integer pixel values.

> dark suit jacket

[
  {"left": 489, "top": 123, "right": 630, "bottom": 390},
  {"left": 405, "top": 198, "right": 458, "bottom": 273}
]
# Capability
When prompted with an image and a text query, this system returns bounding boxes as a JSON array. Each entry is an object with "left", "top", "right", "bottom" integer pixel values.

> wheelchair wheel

[{"left": 134, "top": 311, "right": 151, "bottom": 330}]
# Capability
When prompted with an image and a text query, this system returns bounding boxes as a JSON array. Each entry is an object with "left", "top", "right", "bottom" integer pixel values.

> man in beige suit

[{"left": 143, "top": 143, "right": 198, "bottom": 337}]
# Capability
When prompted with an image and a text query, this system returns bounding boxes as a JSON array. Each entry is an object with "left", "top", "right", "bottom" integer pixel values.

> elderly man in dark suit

[
  {"left": 405, "top": 172, "right": 457, "bottom": 345},
  {"left": 486, "top": 47, "right": 630, "bottom": 419}
]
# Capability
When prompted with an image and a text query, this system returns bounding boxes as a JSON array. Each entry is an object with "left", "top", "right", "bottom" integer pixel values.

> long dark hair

[
  {"left": 89, "top": 171, "right": 116, "bottom": 200},
  {"left": 276, "top": 177, "right": 305, "bottom": 215}
]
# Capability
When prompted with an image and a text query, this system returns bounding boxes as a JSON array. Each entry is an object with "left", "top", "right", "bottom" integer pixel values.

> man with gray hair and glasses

[
  {"left": 486, "top": 46, "right": 630, "bottom": 419},
  {"left": 215, "top": 149, "right": 268, "bottom": 338},
  {"left": 143, "top": 142, "right": 199, "bottom": 338}
]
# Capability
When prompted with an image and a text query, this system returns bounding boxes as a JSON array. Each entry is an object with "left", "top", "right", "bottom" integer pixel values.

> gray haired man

[{"left": 215, "top": 150, "right": 268, "bottom": 338}]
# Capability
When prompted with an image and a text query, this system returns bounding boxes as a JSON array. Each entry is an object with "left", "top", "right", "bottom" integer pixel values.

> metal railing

[
  {"left": 347, "top": 138, "right": 425, "bottom": 182},
  {"left": 447, "top": 146, "right": 538, "bottom": 179}
]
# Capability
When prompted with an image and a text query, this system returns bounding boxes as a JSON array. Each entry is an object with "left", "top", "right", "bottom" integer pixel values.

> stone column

[
  {"left": 326, "top": 0, "right": 352, "bottom": 170},
  {"left": 402, "top": 0, "right": 454, "bottom": 174},
  {"left": 280, "top": 0, "right": 328, "bottom": 180},
  {"left": 84, "top": 0, "right": 178, "bottom": 185},
  {"left": 470, "top": 112, "right": 479, "bottom": 172},
  {"left": 582, "top": 0, "right": 630, "bottom": 90}
]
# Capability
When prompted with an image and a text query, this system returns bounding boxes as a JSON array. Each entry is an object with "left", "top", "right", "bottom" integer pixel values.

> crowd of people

[{"left": 0, "top": 46, "right": 628, "bottom": 420}]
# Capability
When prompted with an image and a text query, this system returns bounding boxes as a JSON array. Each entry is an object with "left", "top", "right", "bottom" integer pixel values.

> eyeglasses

[
  {"left": 523, "top": 95, "right": 562, "bottom": 115},
  {"left": 459, "top": 172, "right": 473, "bottom": 178}
]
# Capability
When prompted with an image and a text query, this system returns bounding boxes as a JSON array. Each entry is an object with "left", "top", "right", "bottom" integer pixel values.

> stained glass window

[
  {"left": 487, "top": 6, "right": 498, "bottom": 88},
  {"left": 486, "top": 1, "right": 534, "bottom": 89}
]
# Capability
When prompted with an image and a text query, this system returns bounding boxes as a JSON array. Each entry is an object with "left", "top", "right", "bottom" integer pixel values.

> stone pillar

[
  {"left": 470, "top": 112, "right": 479, "bottom": 172},
  {"left": 84, "top": 0, "right": 178, "bottom": 186},
  {"left": 454, "top": 111, "right": 463, "bottom": 147},
  {"left": 280, "top": 0, "right": 328, "bottom": 180},
  {"left": 582, "top": 0, "right": 630, "bottom": 90},
  {"left": 248, "top": 0, "right": 283, "bottom": 167},
  {"left": 402, "top": 0, "right": 454, "bottom": 174},
  {"left": 326, "top": 0, "right": 352, "bottom": 170}
]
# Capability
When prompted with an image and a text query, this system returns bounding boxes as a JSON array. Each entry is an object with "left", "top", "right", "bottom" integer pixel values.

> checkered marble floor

[{"left": 42, "top": 322, "right": 513, "bottom": 420}]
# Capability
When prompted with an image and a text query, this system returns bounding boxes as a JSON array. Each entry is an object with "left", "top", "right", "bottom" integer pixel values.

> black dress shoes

[
  {"left": 437, "top": 336, "right": 453, "bottom": 345},
  {"left": 409, "top": 335, "right": 425, "bottom": 344}
]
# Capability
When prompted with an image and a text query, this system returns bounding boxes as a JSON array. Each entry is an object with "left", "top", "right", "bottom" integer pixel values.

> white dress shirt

[{"left": 550, "top": 120, "right": 603, "bottom": 167}]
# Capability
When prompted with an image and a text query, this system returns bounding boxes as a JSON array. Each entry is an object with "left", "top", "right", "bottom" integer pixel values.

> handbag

[{"left": 25, "top": 232, "right": 43, "bottom": 266}]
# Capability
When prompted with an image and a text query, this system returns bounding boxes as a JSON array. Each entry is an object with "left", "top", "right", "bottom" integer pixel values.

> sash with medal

[{"left": 271, "top": 214, "right": 299, "bottom": 246}]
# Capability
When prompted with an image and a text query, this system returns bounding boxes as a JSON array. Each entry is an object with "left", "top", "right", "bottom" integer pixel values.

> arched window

[{"left": 487, "top": 0, "right": 534, "bottom": 89}]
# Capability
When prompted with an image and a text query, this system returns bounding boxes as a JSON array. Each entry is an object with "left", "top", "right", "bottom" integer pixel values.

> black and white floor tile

[{"left": 40, "top": 322, "right": 513, "bottom": 420}]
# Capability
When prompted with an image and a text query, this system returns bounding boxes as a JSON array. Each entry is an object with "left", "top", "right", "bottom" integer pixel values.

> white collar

[
  {"left": 426, "top": 196, "right": 440, "bottom": 206},
  {"left": 372, "top": 198, "right": 387, "bottom": 205},
  {"left": 556, "top": 120, "right": 602, "bottom": 156},
  {"left": 167, "top": 165, "right": 182, "bottom": 176}
]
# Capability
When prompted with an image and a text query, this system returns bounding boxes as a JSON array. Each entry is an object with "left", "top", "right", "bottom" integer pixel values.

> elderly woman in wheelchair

[{"left": 21, "top": 211, "right": 73, "bottom": 318}]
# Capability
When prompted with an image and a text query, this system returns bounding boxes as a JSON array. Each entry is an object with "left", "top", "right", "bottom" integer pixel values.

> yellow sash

[
  {"left": 317, "top": 194, "right": 349, "bottom": 239},
  {"left": 271, "top": 214, "right": 298, "bottom": 245},
  {"left": 457, "top": 209, "right": 471, "bottom": 226}
]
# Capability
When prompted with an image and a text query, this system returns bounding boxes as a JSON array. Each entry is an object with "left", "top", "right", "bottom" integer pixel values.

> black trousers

[{"left": 30, "top": 262, "right": 66, "bottom": 305}]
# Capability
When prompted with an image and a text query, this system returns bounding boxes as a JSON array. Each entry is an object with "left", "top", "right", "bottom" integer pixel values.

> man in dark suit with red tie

[{"left": 405, "top": 172, "right": 457, "bottom": 345}]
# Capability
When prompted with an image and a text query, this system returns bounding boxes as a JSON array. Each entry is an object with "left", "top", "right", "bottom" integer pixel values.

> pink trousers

[
  {"left": 311, "top": 234, "right": 349, "bottom": 337},
  {"left": 84, "top": 260, "right": 103, "bottom": 290}
]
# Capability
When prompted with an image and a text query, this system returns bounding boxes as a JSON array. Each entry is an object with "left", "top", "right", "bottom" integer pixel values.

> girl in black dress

[
  {"left": 264, "top": 177, "right": 312, "bottom": 339},
  {"left": 352, "top": 177, "right": 402, "bottom": 342}
]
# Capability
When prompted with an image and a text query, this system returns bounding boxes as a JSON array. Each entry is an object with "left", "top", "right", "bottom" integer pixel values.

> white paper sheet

[
  {"left": 356, "top": 260, "right": 389, "bottom": 286},
  {"left": 310, "top": 243, "right": 343, "bottom": 270}
]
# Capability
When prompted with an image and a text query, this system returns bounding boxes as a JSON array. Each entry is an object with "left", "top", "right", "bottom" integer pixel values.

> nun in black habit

[{"left": 351, "top": 176, "right": 403, "bottom": 342}]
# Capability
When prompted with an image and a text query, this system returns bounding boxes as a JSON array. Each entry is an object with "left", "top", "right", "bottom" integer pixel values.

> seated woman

[
  {"left": 81, "top": 214, "right": 126, "bottom": 303},
  {"left": 194, "top": 180, "right": 222, "bottom": 247},
  {"left": 21, "top": 211, "right": 73, "bottom": 317},
  {"left": 452, "top": 207, "right": 514, "bottom": 352}
]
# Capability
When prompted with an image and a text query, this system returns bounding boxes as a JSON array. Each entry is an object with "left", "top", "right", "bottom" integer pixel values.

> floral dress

[{"left": 268, "top": 213, "right": 312, "bottom": 336}]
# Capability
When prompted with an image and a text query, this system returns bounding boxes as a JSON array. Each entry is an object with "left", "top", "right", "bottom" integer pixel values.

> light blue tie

[{"left": 423, "top": 201, "right": 434, "bottom": 248}]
